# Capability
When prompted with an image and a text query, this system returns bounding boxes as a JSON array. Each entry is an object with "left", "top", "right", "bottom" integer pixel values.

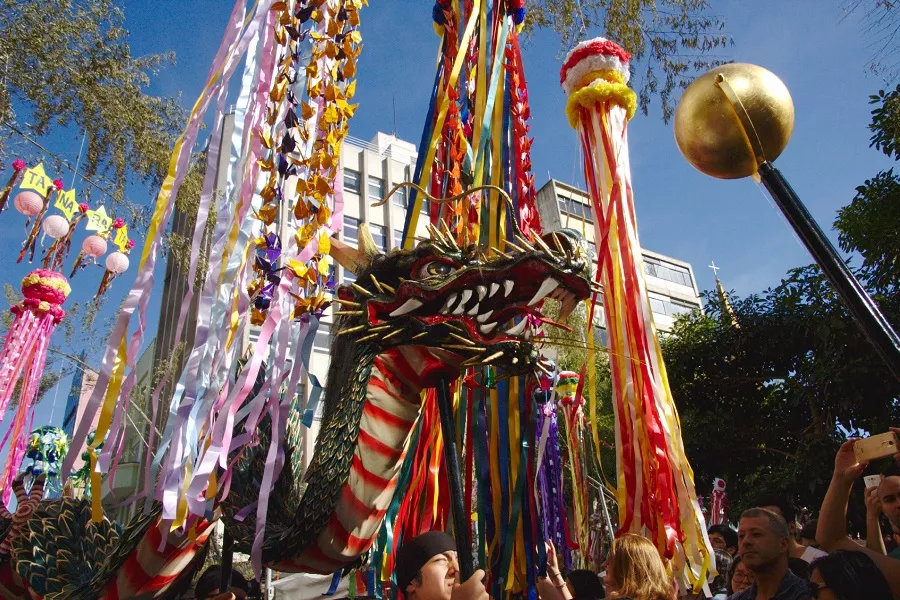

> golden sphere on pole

[{"left": 673, "top": 63, "right": 795, "bottom": 179}]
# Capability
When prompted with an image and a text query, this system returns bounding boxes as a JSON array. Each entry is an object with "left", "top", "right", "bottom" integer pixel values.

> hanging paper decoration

[
  {"left": 43, "top": 203, "right": 90, "bottom": 272},
  {"left": 0, "top": 270, "right": 70, "bottom": 505},
  {"left": 0, "top": 159, "right": 27, "bottom": 213},
  {"left": 535, "top": 376, "right": 570, "bottom": 569},
  {"left": 96, "top": 248, "right": 131, "bottom": 299},
  {"left": 555, "top": 370, "right": 591, "bottom": 568},
  {"left": 22, "top": 425, "right": 69, "bottom": 499},
  {"left": 17, "top": 179, "right": 62, "bottom": 264},
  {"left": 562, "top": 37, "right": 713, "bottom": 589},
  {"left": 709, "top": 478, "right": 728, "bottom": 526},
  {"left": 13, "top": 190, "right": 43, "bottom": 218}
]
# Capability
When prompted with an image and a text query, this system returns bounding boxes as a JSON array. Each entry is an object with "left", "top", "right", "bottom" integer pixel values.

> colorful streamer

[{"left": 562, "top": 37, "right": 714, "bottom": 589}]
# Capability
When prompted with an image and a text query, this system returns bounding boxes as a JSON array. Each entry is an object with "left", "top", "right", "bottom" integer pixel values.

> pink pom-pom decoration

[
  {"left": 127, "top": 239, "right": 135, "bottom": 249},
  {"left": 82, "top": 235, "right": 108, "bottom": 258},
  {"left": 52, "top": 179, "right": 64, "bottom": 191},
  {"left": 12, "top": 159, "right": 25, "bottom": 172},
  {"left": 13, "top": 191, "right": 44, "bottom": 216},
  {"left": 105, "top": 251, "right": 129, "bottom": 274},
  {"left": 21, "top": 269, "right": 71, "bottom": 306},
  {"left": 78, "top": 203, "right": 89, "bottom": 213},
  {"left": 112, "top": 218, "right": 125, "bottom": 229},
  {"left": 41, "top": 214, "right": 70, "bottom": 239}
]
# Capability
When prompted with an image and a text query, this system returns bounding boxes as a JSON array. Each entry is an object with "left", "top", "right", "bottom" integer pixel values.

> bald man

[{"left": 866, "top": 475, "right": 900, "bottom": 556}]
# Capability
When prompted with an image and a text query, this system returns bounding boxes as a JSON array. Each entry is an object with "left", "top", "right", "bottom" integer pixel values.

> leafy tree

[
  {"left": 0, "top": 0, "right": 184, "bottom": 214},
  {"left": 662, "top": 269, "right": 900, "bottom": 528},
  {"left": 525, "top": 0, "right": 731, "bottom": 121},
  {"left": 835, "top": 85, "right": 900, "bottom": 293}
]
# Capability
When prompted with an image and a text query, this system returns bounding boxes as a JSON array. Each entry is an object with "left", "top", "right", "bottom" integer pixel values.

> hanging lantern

[
  {"left": 0, "top": 270, "right": 70, "bottom": 505},
  {"left": 82, "top": 235, "right": 107, "bottom": 259},
  {"left": 96, "top": 251, "right": 130, "bottom": 299},
  {"left": 105, "top": 251, "right": 129, "bottom": 274},
  {"left": 41, "top": 215, "right": 69, "bottom": 239},
  {"left": 13, "top": 191, "right": 43, "bottom": 217}
]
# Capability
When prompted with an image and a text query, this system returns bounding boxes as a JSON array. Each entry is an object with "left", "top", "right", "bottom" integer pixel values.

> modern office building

[{"left": 535, "top": 178, "right": 703, "bottom": 341}]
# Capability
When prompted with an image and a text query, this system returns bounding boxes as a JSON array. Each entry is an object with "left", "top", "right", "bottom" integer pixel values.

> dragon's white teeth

[
  {"left": 389, "top": 298, "right": 424, "bottom": 317},
  {"left": 503, "top": 280, "right": 514, "bottom": 297},
  {"left": 489, "top": 282, "right": 500, "bottom": 298},
  {"left": 467, "top": 302, "right": 480, "bottom": 316},
  {"left": 441, "top": 293, "right": 458, "bottom": 315},
  {"left": 476, "top": 310, "right": 494, "bottom": 323},
  {"left": 453, "top": 289, "right": 472, "bottom": 315},
  {"left": 479, "top": 322, "right": 498, "bottom": 334},
  {"left": 477, "top": 285, "right": 487, "bottom": 301},
  {"left": 528, "top": 277, "right": 559, "bottom": 307},
  {"left": 505, "top": 319, "right": 528, "bottom": 336}
]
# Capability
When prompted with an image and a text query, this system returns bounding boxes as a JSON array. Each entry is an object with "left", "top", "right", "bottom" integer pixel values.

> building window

[
  {"left": 343, "top": 269, "right": 357, "bottom": 284},
  {"left": 392, "top": 184, "right": 407, "bottom": 209},
  {"left": 371, "top": 224, "right": 387, "bottom": 252},
  {"left": 313, "top": 324, "right": 331, "bottom": 352},
  {"left": 644, "top": 257, "right": 693, "bottom": 288},
  {"left": 394, "top": 228, "right": 404, "bottom": 249},
  {"left": 343, "top": 169, "right": 360, "bottom": 194},
  {"left": 343, "top": 216, "right": 359, "bottom": 248},
  {"left": 558, "top": 195, "right": 593, "bottom": 223},
  {"left": 421, "top": 198, "right": 429, "bottom": 215},
  {"left": 648, "top": 293, "right": 696, "bottom": 318},
  {"left": 368, "top": 176, "right": 385, "bottom": 204}
]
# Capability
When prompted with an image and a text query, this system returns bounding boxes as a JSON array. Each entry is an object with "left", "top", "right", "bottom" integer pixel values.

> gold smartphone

[{"left": 855, "top": 432, "right": 900, "bottom": 462}]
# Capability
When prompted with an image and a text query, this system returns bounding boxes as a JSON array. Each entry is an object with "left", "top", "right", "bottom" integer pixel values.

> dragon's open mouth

[{"left": 368, "top": 259, "right": 589, "bottom": 347}]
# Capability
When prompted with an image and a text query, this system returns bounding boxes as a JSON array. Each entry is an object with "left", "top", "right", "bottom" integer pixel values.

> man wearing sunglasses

[{"left": 727, "top": 508, "right": 810, "bottom": 600}]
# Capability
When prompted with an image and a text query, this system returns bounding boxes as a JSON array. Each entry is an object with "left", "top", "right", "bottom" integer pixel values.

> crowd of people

[{"left": 393, "top": 431, "right": 900, "bottom": 600}]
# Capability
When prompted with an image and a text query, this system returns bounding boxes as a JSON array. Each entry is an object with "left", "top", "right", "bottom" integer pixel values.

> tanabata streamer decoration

[
  {"left": 22, "top": 425, "right": 69, "bottom": 499},
  {"left": 708, "top": 478, "right": 727, "bottom": 526},
  {"left": 0, "top": 160, "right": 27, "bottom": 213},
  {"left": 555, "top": 370, "right": 591, "bottom": 569},
  {"left": 0, "top": 270, "right": 70, "bottom": 506},
  {"left": 562, "top": 37, "right": 713, "bottom": 588},
  {"left": 535, "top": 375, "right": 570, "bottom": 569},
  {"left": 61, "top": 0, "right": 366, "bottom": 576}
]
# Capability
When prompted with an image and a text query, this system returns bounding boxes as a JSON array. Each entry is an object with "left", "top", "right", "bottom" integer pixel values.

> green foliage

[
  {"left": 868, "top": 85, "right": 900, "bottom": 160},
  {"left": 662, "top": 268, "right": 900, "bottom": 527},
  {"left": 835, "top": 85, "right": 900, "bottom": 293},
  {"left": 0, "top": 0, "right": 184, "bottom": 202},
  {"left": 524, "top": 0, "right": 731, "bottom": 121}
]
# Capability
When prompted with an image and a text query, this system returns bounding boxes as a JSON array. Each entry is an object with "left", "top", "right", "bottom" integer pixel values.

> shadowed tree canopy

[
  {"left": 0, "top": 0, "right": 184, "bottom": 212},
  {"left": 524, "top": 0, "right": 731, "bottom": 121},
  {"left": 842, "top": 1, "right": 900, "bottom": 81}
]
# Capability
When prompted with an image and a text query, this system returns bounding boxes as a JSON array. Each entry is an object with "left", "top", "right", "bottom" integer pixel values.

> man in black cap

[{"left": 395, "top": 531, "right": 489, "bottom": 600}]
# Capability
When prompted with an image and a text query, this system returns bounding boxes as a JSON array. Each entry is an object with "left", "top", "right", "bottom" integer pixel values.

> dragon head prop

[{"left": 329, "top": 222, "right": 593, "bottom": 378}]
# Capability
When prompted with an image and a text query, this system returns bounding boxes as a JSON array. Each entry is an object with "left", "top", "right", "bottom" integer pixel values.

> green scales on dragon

[{"left": 0, "top": 217, "right": 592, "bottom": 598}]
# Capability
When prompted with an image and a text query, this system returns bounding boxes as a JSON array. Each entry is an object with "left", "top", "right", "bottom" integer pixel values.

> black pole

[
  {"left": 758, "top": 162, "right": 900, "bottom": 382},
  {"left": 220, "top": 530, "right": 235, "bottom": 594},
  {"left": 435, "top": 377, "right": 474, "bottom": 581}
]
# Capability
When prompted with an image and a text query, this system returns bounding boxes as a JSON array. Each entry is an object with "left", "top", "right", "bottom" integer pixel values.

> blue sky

[{"left": 0, "top": 0, "right": 895, "bottom": 440}]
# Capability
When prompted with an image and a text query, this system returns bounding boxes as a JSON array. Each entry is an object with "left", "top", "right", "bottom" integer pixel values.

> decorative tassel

[
  {"left": 0, "top": 159, "right": 26, "bottom": 213},
  {"left": 0, "top": 270, "right": 70, "bottom": 505}
]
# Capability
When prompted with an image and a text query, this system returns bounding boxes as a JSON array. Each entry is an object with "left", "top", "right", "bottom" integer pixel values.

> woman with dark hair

[
  {"left": 808, "top": 551, "right": 892, "bottom": 600},
  {"left": 726, "top": 555, "right": 753, "bottom": 596}
]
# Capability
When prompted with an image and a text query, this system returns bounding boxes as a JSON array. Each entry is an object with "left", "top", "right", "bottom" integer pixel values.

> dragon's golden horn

[
  {"left": 350, "top": 282, "right": 373, "bottom": 297},
  {"left": 337, "top": 325, "right": 367, "bottom": 336},
  {"left": 369, "top": 274, "right": 385, "bottom": 294},
  {"left": 448, "top": 332, "right": 476, "bottom": 346},
  {"left": 328, "top": 222, "right": 381, "bottom": 275}
]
